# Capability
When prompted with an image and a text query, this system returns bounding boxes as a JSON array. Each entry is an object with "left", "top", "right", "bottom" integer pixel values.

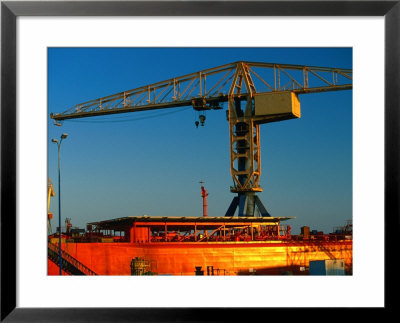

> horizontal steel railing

[{"left": 48, "top": 242, "right": 97, "bottom": 275}]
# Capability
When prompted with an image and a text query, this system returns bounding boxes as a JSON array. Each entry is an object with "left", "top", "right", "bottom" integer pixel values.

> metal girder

[{"left": 224, "top": 193, "right": 271, "bottom": 217}]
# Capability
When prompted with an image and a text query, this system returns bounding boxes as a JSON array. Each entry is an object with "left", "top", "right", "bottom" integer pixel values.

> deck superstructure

[{"left": 48, "top": 216, "right": 352, "bottom": 275}]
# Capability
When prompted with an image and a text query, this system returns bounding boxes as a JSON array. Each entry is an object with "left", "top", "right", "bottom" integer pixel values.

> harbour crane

[
  {"left": 200, "top": 181, "right": 208, "bottom": 218},
  {"left": 51, "top": 61, "right": 352, "bottom": 217},
  {"left": 47, "top": 178, "right": 55, "bottom": 235}
]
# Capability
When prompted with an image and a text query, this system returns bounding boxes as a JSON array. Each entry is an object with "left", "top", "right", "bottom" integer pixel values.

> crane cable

[{"left": 61, "top": 106, "right": 192, "bottom": 124}]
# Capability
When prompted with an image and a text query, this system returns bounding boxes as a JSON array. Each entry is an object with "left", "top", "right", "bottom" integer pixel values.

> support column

[{"left": 225, "top": 93, "right": 270, "bottom": 217}]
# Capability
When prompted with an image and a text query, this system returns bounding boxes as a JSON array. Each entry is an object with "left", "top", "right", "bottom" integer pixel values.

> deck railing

[{"left": 48, "top": 242, "right": 97, "bottom": 275}]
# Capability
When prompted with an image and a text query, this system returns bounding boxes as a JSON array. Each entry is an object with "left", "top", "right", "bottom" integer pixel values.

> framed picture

[{"left": 1, "top": 0, "right": 398, "bottom": 321}]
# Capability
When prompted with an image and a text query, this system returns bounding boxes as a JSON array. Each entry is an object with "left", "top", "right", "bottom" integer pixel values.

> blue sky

[{"left": 48, "top": 47, "right": 352, "bottom": 235}]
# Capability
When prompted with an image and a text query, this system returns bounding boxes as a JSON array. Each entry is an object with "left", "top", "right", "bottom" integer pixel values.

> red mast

[{"left": 200, "top": 181, "right": 208, "bottom": 217}]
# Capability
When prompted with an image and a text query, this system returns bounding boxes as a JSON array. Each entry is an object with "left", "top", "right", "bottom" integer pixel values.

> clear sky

[{"left": 48, "top": 47, "right": 352, "bottom": 235}]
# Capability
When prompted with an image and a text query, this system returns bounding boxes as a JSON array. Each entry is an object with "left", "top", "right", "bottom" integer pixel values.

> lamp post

[{"left": 51, "top": 133, "right": 68, "bottom": 275}]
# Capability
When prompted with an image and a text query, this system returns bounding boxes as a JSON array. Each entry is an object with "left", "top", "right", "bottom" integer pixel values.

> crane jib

[{"left": 50, "top": 61, "right": 352, "bottom": 122}]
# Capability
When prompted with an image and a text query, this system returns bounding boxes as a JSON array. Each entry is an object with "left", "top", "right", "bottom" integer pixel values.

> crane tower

[{"left": 51, "top": 61, "right": 352, "bottom": 217}]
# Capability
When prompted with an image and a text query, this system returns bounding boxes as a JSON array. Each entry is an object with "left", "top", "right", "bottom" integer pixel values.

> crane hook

[{"left": 199, "top": 114, "right": 206, "bottom": 126}]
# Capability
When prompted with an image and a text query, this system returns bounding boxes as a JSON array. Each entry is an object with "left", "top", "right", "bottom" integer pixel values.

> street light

[{"left": 51, "top": 133, "right": 68, "bottom": 275}]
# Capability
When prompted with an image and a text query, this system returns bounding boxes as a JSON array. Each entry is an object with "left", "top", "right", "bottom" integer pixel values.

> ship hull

[{"left": 48, "top": 240, "right": 352, "bottom": 275}]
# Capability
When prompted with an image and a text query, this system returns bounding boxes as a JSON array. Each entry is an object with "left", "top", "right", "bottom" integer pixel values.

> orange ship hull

[{"left": 48, "top": 240, "right": 352, "bottom": 276}]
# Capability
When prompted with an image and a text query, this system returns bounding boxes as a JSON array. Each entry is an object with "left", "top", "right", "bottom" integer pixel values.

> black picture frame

[{"left": 1, "top": 1, "right": 398, "bottom": 321}]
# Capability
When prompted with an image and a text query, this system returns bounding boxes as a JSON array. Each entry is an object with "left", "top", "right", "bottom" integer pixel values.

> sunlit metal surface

[{"left": 48, "top": 240, "right": 352, "bottom": 276}]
